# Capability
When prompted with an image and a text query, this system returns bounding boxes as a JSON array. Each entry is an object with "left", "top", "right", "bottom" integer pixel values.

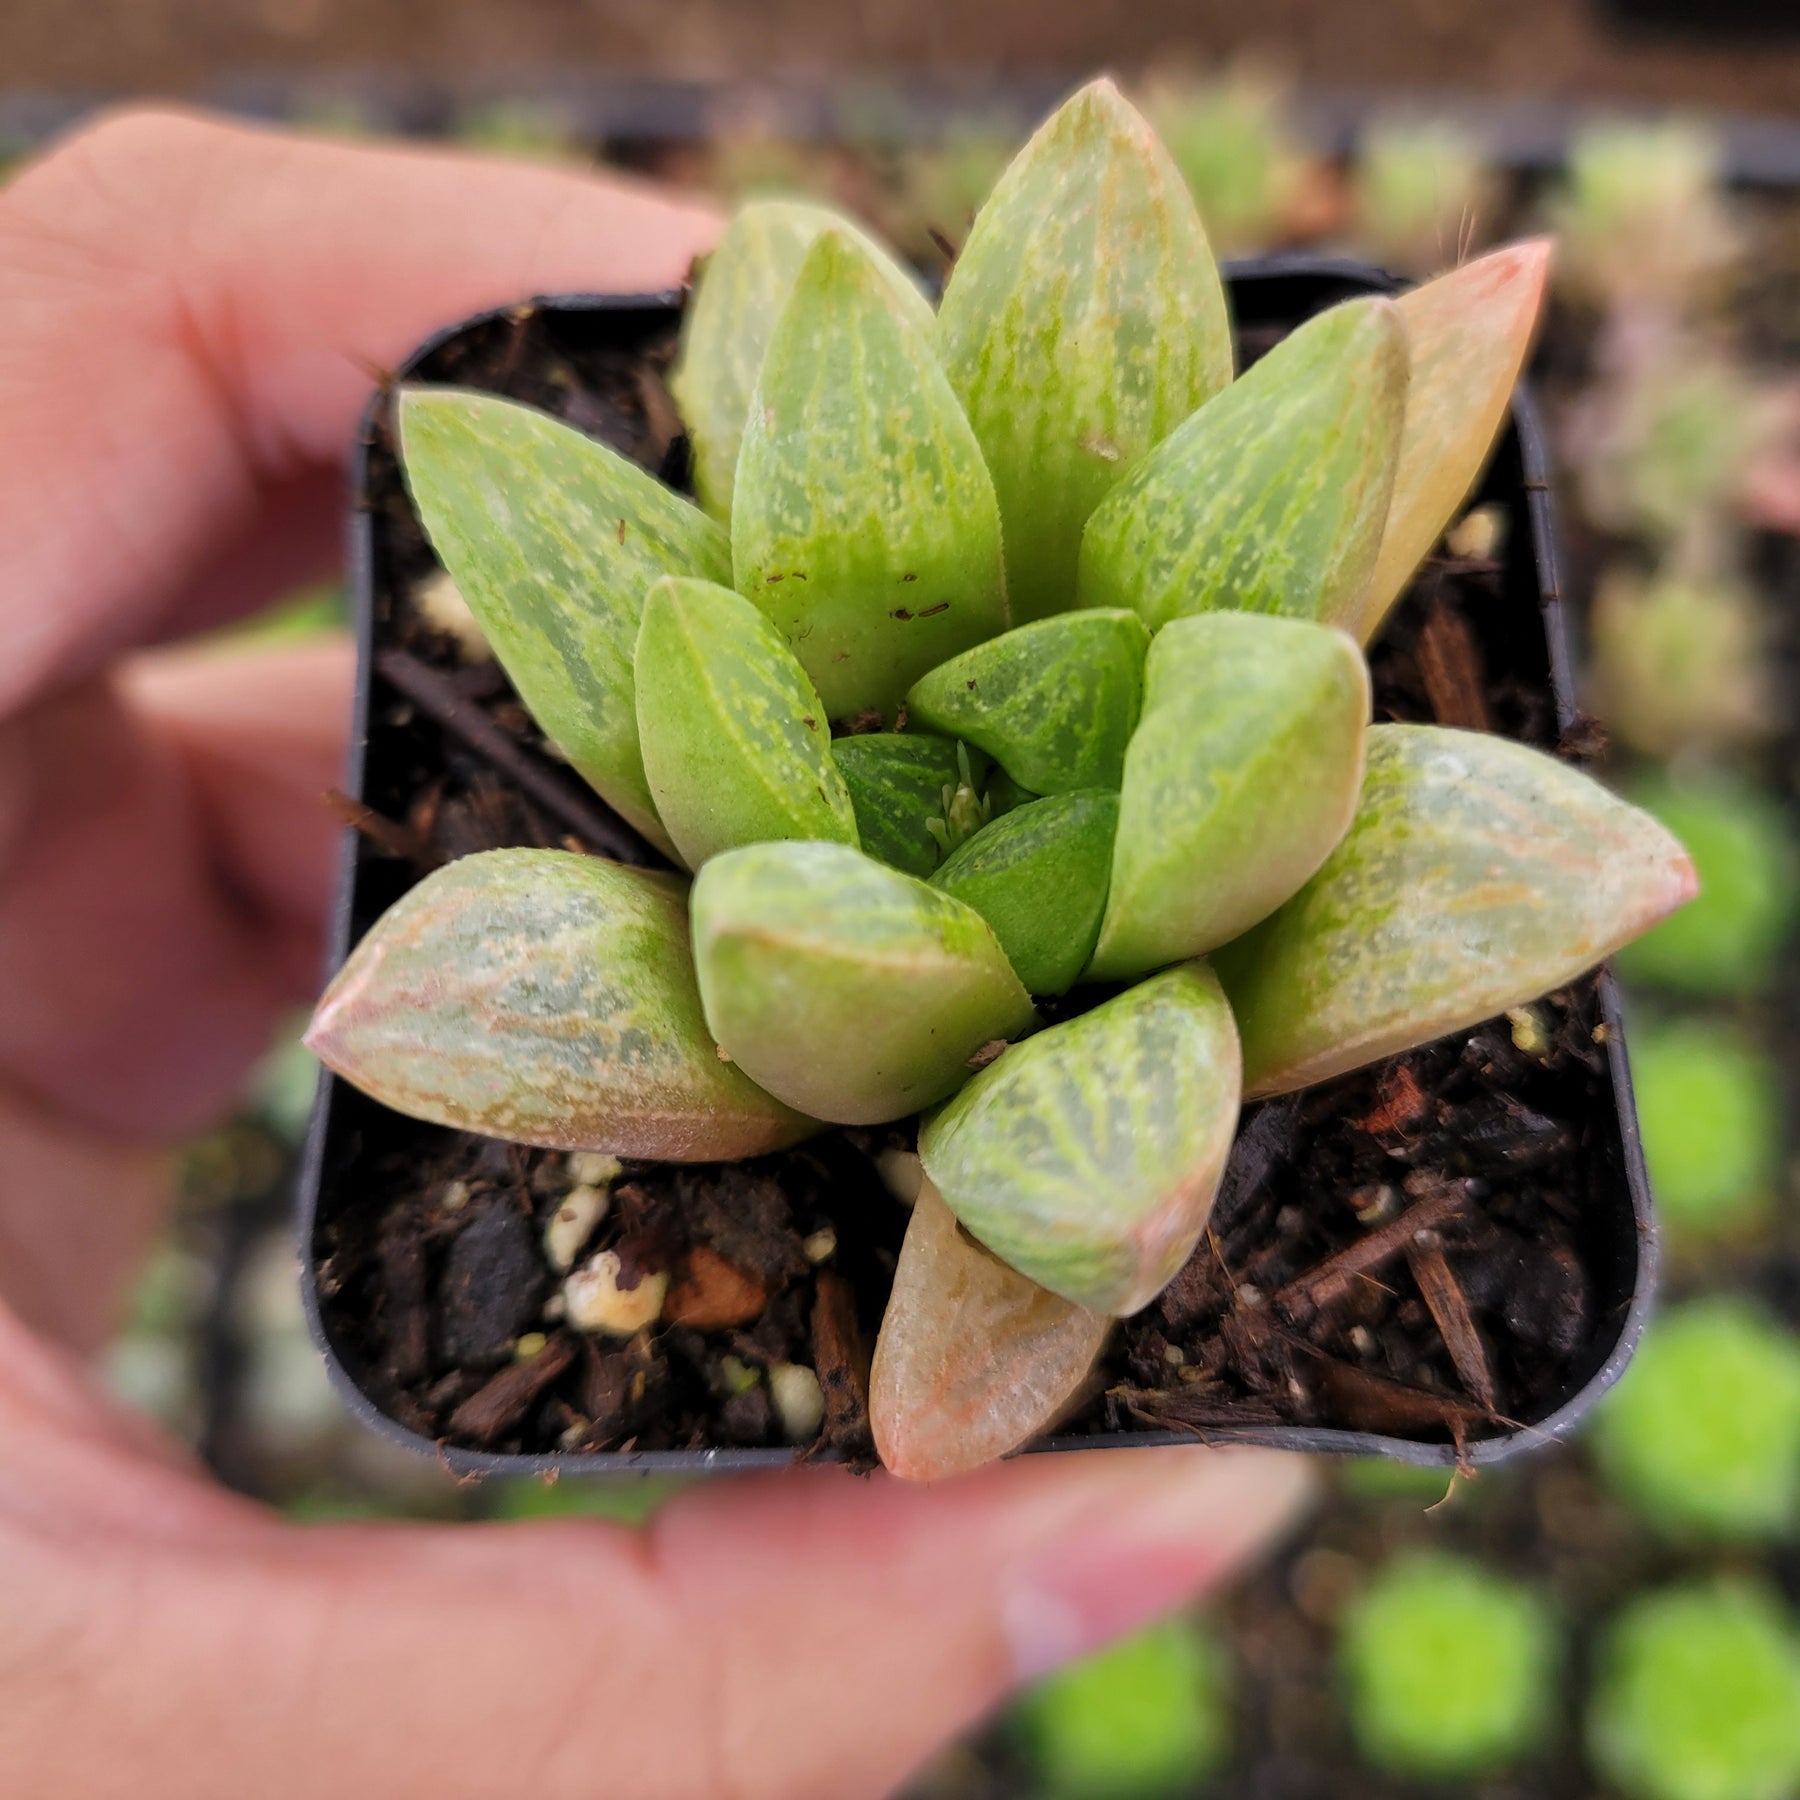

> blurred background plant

[{"left": 5, "top": 10, "right": 1796, "bottom": 1790}]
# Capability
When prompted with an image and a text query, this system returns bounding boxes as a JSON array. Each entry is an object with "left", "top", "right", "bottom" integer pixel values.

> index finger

[{"left": 0, "top": 108, "right": 719, "bottom": 715}]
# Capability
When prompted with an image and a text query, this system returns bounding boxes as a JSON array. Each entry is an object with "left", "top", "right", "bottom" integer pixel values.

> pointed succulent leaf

[
  {"left": 731, "top": 230, "right": 1009, "bottom": 721},
  {"left": 871, "top": 1179, "right": 1111, "bottom": 1483},
  {"left": 691, "top": 840, "right": 1036, "bottom": 1124},
  {"left": 930, "top": 791, "right": 1118, "bottom": 997},
  {"left": 671, "top": 199, "right": 934, "bottom": 523},
  {"left": 905, "top": 609, "right": 1151, "bottom": 794},
  {"left": 1357, "top": 240, "right": 1553, "bottom": 642},
  {"left": 919, "top": 964, "right": 1242, "bottom": 1316},
  {"left": 936, "top": 78, "right": 1233, "bottom": 623},
  {"left": 634, "top": 575, "right": 856, "bottom": 869},
  {"left": 830, "top": 733, "right": 991, "bottom": 878},
  {"left": 1075, "top": 298, "right": 1408, "bottom": 632},
  {"left": 304, "top": 850, "right": 815, "bottom": 1160},
  {"left": 1088, "top": 613, "right": 1370, "bottom": 981},
  {"left": 399, "top": 389, "right": 731, "bottom": 855},
  {"left": 1213, "top": 725, "right": 1701, "bottom": 1098}
]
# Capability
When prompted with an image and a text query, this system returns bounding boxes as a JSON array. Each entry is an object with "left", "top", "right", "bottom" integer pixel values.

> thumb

[
  {"left": 646, "top": 1448, "right": 1314, "bottom": 1797},
  {"left": 0, "top": 1299, "right": 1313, "bottom": 1800}
]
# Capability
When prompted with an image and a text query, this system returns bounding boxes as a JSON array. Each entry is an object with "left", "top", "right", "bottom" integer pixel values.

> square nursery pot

[{"left": 299, "top": 255, "right": 1655, "bottom": 1479}]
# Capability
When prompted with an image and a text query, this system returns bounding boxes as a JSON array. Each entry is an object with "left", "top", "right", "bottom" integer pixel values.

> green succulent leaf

[
  {"left": 634, "top": 575, "right": 856, "bottom": 869},
  {"left": 399, "top": 389, "right": 731, "bottom": 856},
  {"left": 671, "top": 199, "right": 934, "bottom": 523},
  {"left": 1357, "top": 240, "right": 1552, "bottom": 642},
  {"left": 731, "top": 231, "right": 1009, "bottom": 721},
  {"left": 1088, "top": 613, "right": 1370, "bottom": 981},
  {"left": 930, "top": 791, "right": 1118, "bottom": 996},
  {"left": 1075, "top": 297, "right": 1408, "bottom": 633},
  {"left": 871, "top": 1178, "right": 1111, "bottom": 1483},
  {"left": 936, "top": 77, "right": 1233, "bottom": 623},
  {"left": 304, "top": 850, "right": 815, "bottom": 1160},
  {"left": 919, "top": 964, "right": 1242, "bottom": 1316},
  {"left": 830, "top": 732, "right": 990, "bottom": 878},
  {"left": 904, "top": 609, "right": 1151, "bottom": 794},
  {"left": 1214, "top": 725, "right": 1700, "bottom": 1098},
  {"left": 690, "top": 840, "right": 1036, "bottom": 1124}
]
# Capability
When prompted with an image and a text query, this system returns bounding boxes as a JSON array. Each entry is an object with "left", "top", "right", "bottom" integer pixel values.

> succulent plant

[
  {"left": 1587, "top": 1579, "right": 1800, "bottom": 1800},
  {"left": 1594, "top": 1296, "right": 1800, "bottom": 1542},
  {"left": 1352, "top": 118, "right": 1495, "bottom": 277},
  {"left": 1017, "top": 1616, "right": 1232, "bottom": 1798},
  {"left": 1628, "top": 1020, "right": 1782, "bottom": 1250},
  {"left": 307, "top": 79, "right": 1695, "bottom": 1480},
  {"left": 1588, "top": 560, "right": 1773, "bottom": 761},
  {"left": 1549, "top": 121, "right": 1741, "bottom": 317},
  {"left": 1616, "top": 769, "right": 1794, "bottom": 999},
  {"left": 1339, "top": 1551, "right": 1560, "bottom": 1778},
  {"left": 1140, "top": 68, "right": 1321, "bottom": 256}
]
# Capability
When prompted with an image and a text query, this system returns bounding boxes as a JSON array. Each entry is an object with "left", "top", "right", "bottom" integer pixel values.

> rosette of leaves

[{"left": 307, "top": 80, "right": 1696, "bottom": 1481}]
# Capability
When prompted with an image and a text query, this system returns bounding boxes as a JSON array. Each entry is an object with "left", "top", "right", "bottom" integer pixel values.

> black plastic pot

[{"left": 299, "top": 256, "right": 1656, "bottom": 1477}]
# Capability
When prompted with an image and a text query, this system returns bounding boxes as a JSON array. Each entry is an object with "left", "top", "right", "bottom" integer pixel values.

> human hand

[{"left": 0, "top": 112, "right": 1313, "bottom": 1799}]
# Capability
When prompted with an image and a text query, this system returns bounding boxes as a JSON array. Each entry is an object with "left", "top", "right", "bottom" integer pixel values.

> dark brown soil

[{"left": 310, "top": 286, "right": 1641, "bottom": 1467}]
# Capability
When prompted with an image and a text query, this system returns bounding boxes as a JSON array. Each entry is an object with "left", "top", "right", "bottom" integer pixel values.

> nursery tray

[{"left": 298, "top": 257, "right": 1655, "bottom": 1477}]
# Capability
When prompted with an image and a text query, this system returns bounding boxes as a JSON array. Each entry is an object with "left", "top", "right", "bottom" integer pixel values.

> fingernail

[{"left": 1000, "top": 1449, "right": 1314, "bottom": 1682}]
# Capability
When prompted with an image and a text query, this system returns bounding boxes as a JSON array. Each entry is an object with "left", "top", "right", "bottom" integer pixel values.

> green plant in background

[
  {"left": 1140, "top": 68, "right": 1317, "bottom": 256},
  {"left": 1588, "top": 561, "right": 1772, "bottom": 760},
  {"left": 1339, "top": 1551, "right": 1559, "bottom": 1778},
  {"left": 491, "top": 1474, "right": 692, "bottom": 1526},
  {"left": 1628, "top": 1020, "right": 1782, "bottom": 1249},
  {"left": 454, "top": 99, "right": 587, "bottom": 164},
  {"left": 1549, "top": 121, "right": 1740, "bottom": 316},
  {"left": 1017, "top": 1617, "right": 1231, "bottom": 1798},
  {"left": 1588, "top": 1579, "right": 1800, "bottom": 1800},
  {"left": 1353, "top": 119, "right": 1493, "bottom": 277},
  {"left": 1594, "top": 1297, "right": 1800, "bottom": 1541},
  {"left": 889, "top": 128, "right": 1014, "bottom": 257},
  {"left": 305, "top": 79, "right": 1694, "bottom": 1481},
  {"left": 1572, "top": 351, "right": 1766, "bottom": 548},
  {"left": 210, "top": 580, "right": 348, "bottom": 649},
  {"left": 1617, "top": 769, "right": 1797, "bottom": 998}
]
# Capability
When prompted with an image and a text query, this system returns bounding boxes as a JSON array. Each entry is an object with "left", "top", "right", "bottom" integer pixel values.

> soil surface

[{"left": 308, "top": 284, "right": 1642, "bottom": 1469}]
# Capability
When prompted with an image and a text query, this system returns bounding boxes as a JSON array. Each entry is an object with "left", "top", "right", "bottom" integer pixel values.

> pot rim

[{"left": 298, "top": 255, "right": 1656, "bottom": 1477}]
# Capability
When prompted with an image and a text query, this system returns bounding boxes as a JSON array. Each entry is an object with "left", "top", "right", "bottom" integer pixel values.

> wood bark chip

[
  {"left": 1415, "top": 590, "right": 1492, "bottom": 731},
  {"left": 1405, "top": 1231, "right": 1499, "bottom": 1413},
  {"left": 324, "top": 786, "right": 439, "bottom": 866},
  {"left": 1276, "top": 1179, "right": 1468, "bottom": 1323},
  {"left": 376, "top": 646, "right": 658, "bottom": 865},
  {"left": 448, "top": 1331, "right": 579, "bottom": 1443},
  {"left": 808, "top": 1273, "right": 874, "bottom": 1457}
]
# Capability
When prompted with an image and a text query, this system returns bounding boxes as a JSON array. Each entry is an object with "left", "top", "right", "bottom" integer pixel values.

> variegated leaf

[
  {"left": 1213, "top": 725, "right": 1700, "bottom": 1097},
  {"left": 671, "top": 199, "right": 934, "bottom": 524},
  {"left": 930, "top": 790, "right": 1118, "bottom": 996},
  {"left": 399, "top": 389, "right": 731, "bottom": 856},
  {"left": 830, "top": 732, "right": 985, "bottom": 878},
  {"left": 1357, "top": 240, "right": 1553, "bottom": 642},
  {"left": 918, "top": 964, "right": 1242, "bottom": 1316},
  {"left": 871, "top": 1179, "right": 1112, "bottom": 1483},
  {"left": 690, "top": 840, "right": 1036, "bottom": 1124},
  {"left": 1088, "top": 613, "right": 1370, "bottom": 981},
  {"left": 304, "top": 850, "right": 815, "bottom": 1160},
  {"left": 634, "top": 575, "right": 856, "bottom": 869},
  {"left": 1075, "top": 297, "right": 1408, "bottom": 633},
  {"left": 731, "top": 230, "right": 1009, "bottom": 721},
  {"left": 904, "top": 609, "right": 1151, "bottom": 794},
  {"left": 936, "top": 77, "right": 1233, "bottom": 622}
]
